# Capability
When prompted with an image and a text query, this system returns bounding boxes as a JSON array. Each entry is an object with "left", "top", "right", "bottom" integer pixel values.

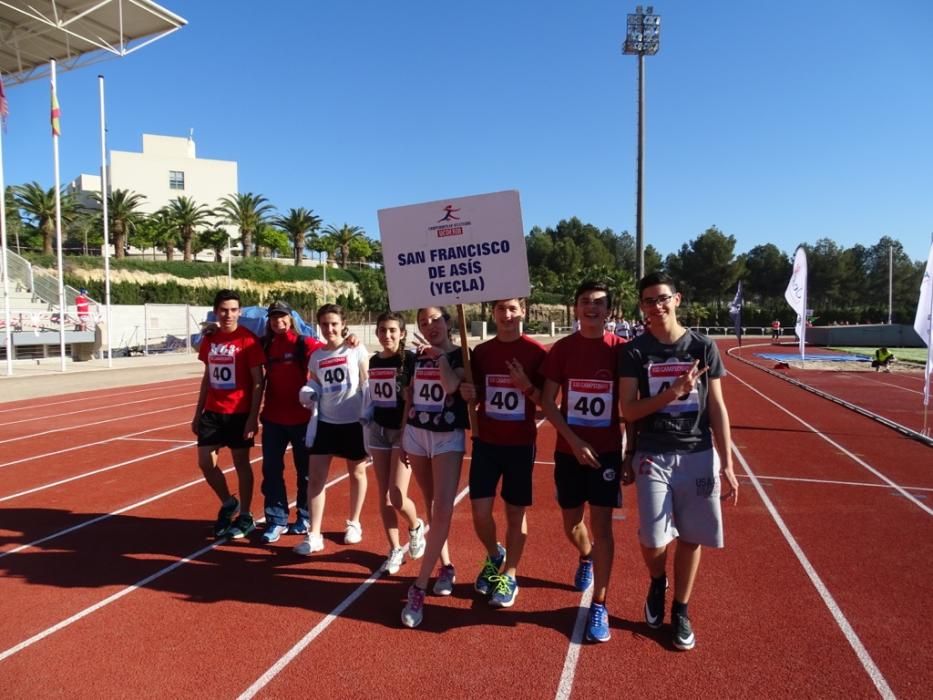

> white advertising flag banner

[
  {"left": 913, "top": 242, "right": 933, "bottom": 407},
  {"left": 784, "top": 246, "right": 808, "bottom": 359},
  {"left": 378, "top": 190, "right": 530, "bottom": 311}
]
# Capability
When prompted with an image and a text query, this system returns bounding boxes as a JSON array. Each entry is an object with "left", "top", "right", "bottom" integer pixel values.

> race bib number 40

[
  {"left": 369, "top": 367, "right": 397, "bottom": 408},
  {"left": 647, "top": 361, "right": 700, "bottom": 413},
  {"left": 208, "top": 354, "right": 235, "bottom": 390},
  {"left": 320, "top": 356, "right": 350, "bottom": 394},
  {"left": 566, "top": 379, "right": 612, "bottom": 428},
  {"left": 413, "top": 367, "right": 445, "bottom": 412},
  {"left": 485, "top": 374, "right": 524, "bottom": 421}
]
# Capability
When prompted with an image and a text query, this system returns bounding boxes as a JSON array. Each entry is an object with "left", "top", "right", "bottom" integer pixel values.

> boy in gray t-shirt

[{"left": 619, "top": 272, "right": 739, "bottom": 652}]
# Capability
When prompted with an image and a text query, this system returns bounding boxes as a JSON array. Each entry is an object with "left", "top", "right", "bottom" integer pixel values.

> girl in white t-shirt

[{"left": 294, "top": 304, "right": 369, "bottom": 556}]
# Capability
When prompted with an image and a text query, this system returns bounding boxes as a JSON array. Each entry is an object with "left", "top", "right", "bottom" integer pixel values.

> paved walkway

[{"left": 0, "top": 352, "right": 203, "bottom": 403}]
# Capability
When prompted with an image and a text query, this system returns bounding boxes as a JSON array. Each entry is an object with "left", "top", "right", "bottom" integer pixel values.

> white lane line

[
  {"left": 237, "top": 484, "right": 472, "bottom": 700},
  {"left": 0, "top": 466, "right": 236, "bottom": 560},
  {"left": 0, "top": 391, "right": 196, "bottom": 428},
  {"left": 0, "top": 442, "right": 195, "bottom": 503},
  {"left": 0, "top": 381, "right": 194, "bottom": 415},
  {"left": 554, "top": 587, "right": 594, "bottom": 700},
  {"left": 0, "top": 404, "right": 193, "bottom": 446},
  {"left": 728, "top": 371, "right": 933, "bottom": 517},
  {"left": 859, "top": 375, "right": 924, "bottom": 396},
  {"left": 739, "top": 473, "right": 933, "bottom": 493},
  {"left": 0, "top": 421, "right": 190, "bottom": 470},
  {"left": 119, "top": 437, "right": 196, "bottom": 445},
  {"left": 0, "top": 471, "right": 350, "bottom": 662},
  {"left": 732, "top": 444, "right": 895, "bottom": 699}
]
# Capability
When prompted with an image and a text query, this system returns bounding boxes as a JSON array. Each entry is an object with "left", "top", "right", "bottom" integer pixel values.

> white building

[{"left": 69, "top": 133, "right": 238, "bottom": 258}]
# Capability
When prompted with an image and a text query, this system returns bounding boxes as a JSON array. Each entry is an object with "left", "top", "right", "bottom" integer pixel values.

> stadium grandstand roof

[{"left": 0, "top": 0, "right": 186, "bottom": 86}]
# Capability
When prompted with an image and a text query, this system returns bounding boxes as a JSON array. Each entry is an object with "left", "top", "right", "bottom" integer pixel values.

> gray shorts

[
  {"left": 365, "top": 423, "right": 402, "bottom": 451},
  {"left": 634, "top": 448, "right": 723, "bottom": 549}
]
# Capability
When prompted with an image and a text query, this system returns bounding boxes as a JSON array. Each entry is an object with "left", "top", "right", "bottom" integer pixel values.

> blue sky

[{"left": 4, "top": 0, "right": 932, "bottom": 262}]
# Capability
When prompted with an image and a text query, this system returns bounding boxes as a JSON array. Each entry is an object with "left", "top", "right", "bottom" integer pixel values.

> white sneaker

[
  {"left": 401, "top": 585, "right": 425, "bottom": 628},
  {"left": 382, "top": 546, "right": 405, "bottom": 575},
  {"left": 293, "top": 532, "right": 324, "bottom": 556},
  {"left": 344, "top": 520, "right": 363, "bottom": 544},
  {"left": 408, "top": 518, "right": 426, "bottom": 560}
]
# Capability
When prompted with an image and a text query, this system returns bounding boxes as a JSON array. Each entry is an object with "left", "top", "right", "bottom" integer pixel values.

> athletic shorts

[
  {"left": 403, "top": 424, "right": 465, "bottom": 458},
  {"left": 365, "top": 423, "right": 403, "bottom": 451},
  {"left": 308, "top": 421, "right": 368, "bottom": 461},
  {"left": 469, "top": 439, "right": 535, "bottom": 506},
  {"left": 197, "top": 411, "right": 253, "bottom": 449},
  {"left": 553, "top": 451, "right": 622, "bottom": 510},
  {"left": 634, "top": 448, "right": 724, "bottom": 549}
]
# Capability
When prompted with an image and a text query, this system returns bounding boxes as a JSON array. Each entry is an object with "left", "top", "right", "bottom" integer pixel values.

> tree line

[
  {"left": 5, "top": 187, "right": 926, "bottom": 326},
  {"left": 5, "top": 183, "right": 384, "bottom": 268}
]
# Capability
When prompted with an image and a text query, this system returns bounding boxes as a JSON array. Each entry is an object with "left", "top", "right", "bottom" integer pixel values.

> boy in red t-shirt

[
  {"left": 192, "top": 290, "right": 266, "bottom": 538},
  {"left": 541, "top": 281, "right": 633, "bottom": 643},
  {"left": 460, "top": 298, "right": 547, "bottom": 608}
]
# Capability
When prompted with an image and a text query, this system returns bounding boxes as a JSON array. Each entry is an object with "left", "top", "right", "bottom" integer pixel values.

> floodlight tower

[{"left": 622, "top": 5, "right": 661, "bottom": 281}]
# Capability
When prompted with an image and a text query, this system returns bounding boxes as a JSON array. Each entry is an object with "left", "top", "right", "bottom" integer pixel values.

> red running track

[{"left": 0, "top": 354, "right": 930, "bottom": 698}]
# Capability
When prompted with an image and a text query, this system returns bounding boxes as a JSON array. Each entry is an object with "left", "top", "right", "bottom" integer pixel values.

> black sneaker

[
  {"left": 228, "top": 513, "right": 256, "bottom": 539},
  {"left": 644, "top": 575, "right": 667, "bottom": 629},
  {"left": 672, "top": 611, "right": 696, "bottom": 651},
  {"left": 214, "top": 497, "right": 239, "bottom": 537}
]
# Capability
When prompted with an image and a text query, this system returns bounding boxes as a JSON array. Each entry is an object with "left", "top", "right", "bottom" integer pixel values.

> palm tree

[
  {"left": 322, "top": 223, "right": 366, "bottom": 268},
  {"left": 215, "top": 192, "right": 274, "bottom": 259},
  {"left": 197, "top": 227, "right": 232, "bottom": 263},
  {"left": 165, "top": 196, "right": 214, "bottom": 262},
  {"left": 13, "top": 182, "right": 79, "bottom": 255},
  {"left": 138, "top": 209, "right": 180, "bottom": 261},
  {"left": 4, "top": 186, "right": 26, "bottom": 253},
  {"left": 93, "top": 188, "right": 146, "bottom": 259},
  {"left": 273, "top": 208, "right": 322, "bottom": 266}
]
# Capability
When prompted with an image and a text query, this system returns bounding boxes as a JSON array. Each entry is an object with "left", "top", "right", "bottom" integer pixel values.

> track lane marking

[
  {"left": 732, "top": 444, "right": 895, "bottom": 699},
  {"left": 728, "top": 370, "right": 933, "bottom": 516},
  {"left": 0, "top": 470, "right": 349, "bottom": 662},
  {"left": 554, "top": 587, "right": 594, "bottom": 700},
  {"left": 0, "top": 391, "right": 196, "bottom": 428},
  {"left": 0, "top": 404, "right": 193, "bottom": 446},
  {"left": 0, "top": 380, "right": 195, "bottom": 415},
  {"left": 0, "top": 420, "right": 190, "bottom": 470},
  {"left": 738, "top": 473, "right": 933, "bottom": 492},
  {"left": 0, "top": 442, "right": 196, "bottom": 503}
]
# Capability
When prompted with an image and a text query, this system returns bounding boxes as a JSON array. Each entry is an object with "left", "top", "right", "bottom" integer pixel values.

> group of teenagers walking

[{"left": 191, "top": 272, "right": 739, "bottom": 650}]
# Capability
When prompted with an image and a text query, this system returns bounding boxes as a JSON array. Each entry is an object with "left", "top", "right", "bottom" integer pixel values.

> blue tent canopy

[{"left": 193, "top": 306, "right": 317, "bottom": 347}]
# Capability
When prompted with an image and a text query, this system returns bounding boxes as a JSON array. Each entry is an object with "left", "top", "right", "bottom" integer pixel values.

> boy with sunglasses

[{"left": 618, "top": 272, "right": 739, "bottom": 651}]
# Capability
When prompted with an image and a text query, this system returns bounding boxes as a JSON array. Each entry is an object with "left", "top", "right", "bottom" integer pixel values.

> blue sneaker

[
  {"left": 262, "top": 524, "right": 288, "bottom": 544},
  {"left": 574, "top": 558, "right": 593, "bottom": 592},
  {"left": 474, "top": 543, "right": 506, "bottom": 595},
  {"left": 286, "top": 518, "right": 309, "bottom": 535},
  {"left": 488, "top": 574, "right": 518, "bottom": 608},
  {"left": 585, "top": 602, "right": 611, "bottom": 642}
]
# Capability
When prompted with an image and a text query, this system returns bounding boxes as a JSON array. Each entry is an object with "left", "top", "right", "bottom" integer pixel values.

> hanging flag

[
  {"left": 913, "top": 242, "right": 933, "bottom": 407},
  {"left": 784, "top": 246, "right": 808, "bottom": 360},
  {"left": 728, "top": 280, "right": 744, "bottom": 344},
  {"left": 0, "top": 72, "right": 9, "bottom": 128},
  {"left": 50, "top": 84, "right": 61, "bottom": 136}
]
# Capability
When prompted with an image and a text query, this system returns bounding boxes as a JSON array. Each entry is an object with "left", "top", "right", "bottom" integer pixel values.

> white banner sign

[
  {"left": 378, "top": 190, "right": 530, "bottom": 311},
  {"left": 914, "top": 242, "right": 933, "bottom": 407},
  {"left": 784, "top": 246, "right": 808, "bottom": 359}
]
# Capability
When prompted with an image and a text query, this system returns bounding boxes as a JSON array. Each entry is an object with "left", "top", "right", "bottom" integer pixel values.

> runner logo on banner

[{"left": 377, "top": 190, "right": 530, "bottom": 311}]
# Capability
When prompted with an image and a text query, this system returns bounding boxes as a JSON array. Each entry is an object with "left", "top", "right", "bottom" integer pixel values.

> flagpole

[
  {"left": 98, "top": 75, "right": 113, "bottom": 367},
  {"left": 0, "top": 81, "right": 12, "bottom": 375},
  {"left": 51, "top": 61, "right": 67, "bottom": 372}
]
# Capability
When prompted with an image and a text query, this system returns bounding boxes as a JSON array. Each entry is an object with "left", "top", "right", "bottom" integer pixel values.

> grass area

[{"left": 830, "top": 346, "right": 928, "bottom": 363}]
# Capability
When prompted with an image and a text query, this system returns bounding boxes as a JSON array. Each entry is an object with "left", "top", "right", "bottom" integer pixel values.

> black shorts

[
  {"left": 469, "top": 439, "right": 535, "bottom": 506},
  {"left": 309, "top": 421, "right": 368, "bottom": 461},
  {"left": 197, "top": 411, "right": 253, "bottom": 449},
  {"left": 553, "top": 450, "right": 622, "bottom": 509}
]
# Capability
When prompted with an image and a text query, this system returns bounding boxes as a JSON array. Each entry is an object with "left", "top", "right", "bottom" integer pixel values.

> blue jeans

[{"left": 260, "top": 420, "right": 309, "bottom": 526}]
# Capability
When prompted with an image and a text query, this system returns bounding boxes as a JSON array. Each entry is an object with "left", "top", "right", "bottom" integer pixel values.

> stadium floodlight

[{"left": 622, "top": 5, "right": 661, "bottom": 281}]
